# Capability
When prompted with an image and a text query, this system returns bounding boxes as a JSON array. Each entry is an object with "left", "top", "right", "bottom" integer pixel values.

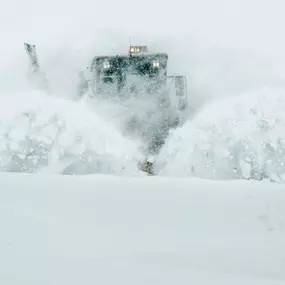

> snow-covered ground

[{"left": 1, "top": 173, "right": 285, "bottom": 285}]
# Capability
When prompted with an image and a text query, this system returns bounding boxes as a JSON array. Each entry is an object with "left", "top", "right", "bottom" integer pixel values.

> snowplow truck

[
  {"left": 24, "top": 42, "right": 188, "bottom": 174},
  {"left": 82, "top": 45, "right": 188, "bottom": 111}
]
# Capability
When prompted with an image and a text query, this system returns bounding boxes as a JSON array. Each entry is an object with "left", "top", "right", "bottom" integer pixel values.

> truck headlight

[
  {"left": 103, "top": 61, "right": 110, "bottom": 69},
  {"left": 152, "top": 60, "right": 160, "bottom": 67}
]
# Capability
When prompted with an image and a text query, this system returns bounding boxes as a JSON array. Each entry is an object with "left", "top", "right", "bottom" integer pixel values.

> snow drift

[{"left": 157, "top": 87, "right": 285, "bottom": 182}]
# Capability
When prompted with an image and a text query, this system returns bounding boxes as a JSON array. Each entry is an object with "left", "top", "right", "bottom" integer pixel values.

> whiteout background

[{"left": 0, "top": 0, "right": 285, "bottom": 284}]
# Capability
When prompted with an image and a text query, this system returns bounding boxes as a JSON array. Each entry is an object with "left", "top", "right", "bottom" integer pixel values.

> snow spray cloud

[
  {"left": 0, "top": 91, "right": 142, "bottom": 175},
  {"left": 2, "top": 0, "right": 285, "bottom": 178},
  {"left": 157, "top": 88, "right": 285, "bottom": 182}
]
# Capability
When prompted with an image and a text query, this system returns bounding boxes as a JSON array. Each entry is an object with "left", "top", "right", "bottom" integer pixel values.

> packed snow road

[{"left": 0, "top": 173, "right": 285, "bottom": 285}]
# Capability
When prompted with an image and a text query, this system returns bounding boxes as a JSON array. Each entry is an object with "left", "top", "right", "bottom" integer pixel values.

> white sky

[
  {"left": 2, "top": 0, "right": 285, "bottom": 53},
  {"left": 1, "top": 0, "right": 285, "bottom": 105}
]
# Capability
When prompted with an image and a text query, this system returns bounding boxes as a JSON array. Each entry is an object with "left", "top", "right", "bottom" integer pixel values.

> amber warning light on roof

[{"left": 129, "top": 46, "right": 148, "bottom": 54}]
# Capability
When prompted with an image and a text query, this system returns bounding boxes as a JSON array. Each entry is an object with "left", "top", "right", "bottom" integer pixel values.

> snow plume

[
  {"left": 85, "top": 93, "right": 180, "bottom": 157},
  {"left": 157, "top": 88, "right": 285, "bottom": 182},
  {"left": 0, "top": 91, "right": 142, "bottom": 175}
]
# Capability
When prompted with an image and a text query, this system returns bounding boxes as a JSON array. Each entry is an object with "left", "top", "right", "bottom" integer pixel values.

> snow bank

[
  {"left": 157, "top": 88, "right": 285, "bottom": 182},
  {"left": 0, "top": 91, "right": 141, "bottom": 175}
]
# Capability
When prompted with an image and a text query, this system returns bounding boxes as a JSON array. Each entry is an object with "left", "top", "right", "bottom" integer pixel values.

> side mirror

[
  {"left": 167, "top": 75, "right": 188, "bottom": 111},
  {"left": 175, "top": 76, "right": 188, "bottom": 110}
]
